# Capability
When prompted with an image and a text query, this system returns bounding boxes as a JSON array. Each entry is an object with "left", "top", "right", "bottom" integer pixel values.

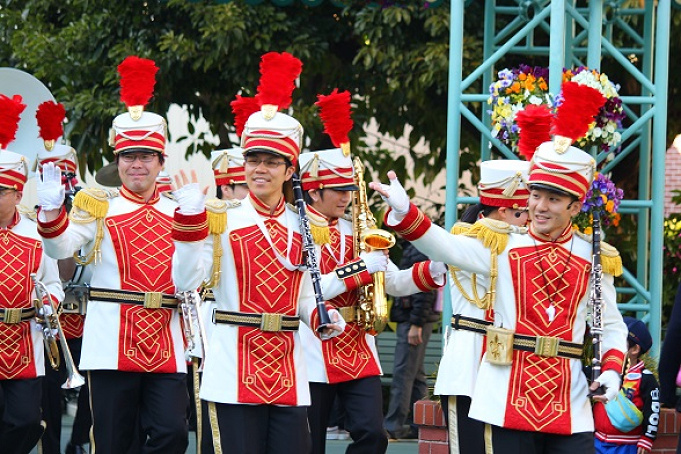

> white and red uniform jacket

[
  {"left": 172, "top": 194, "right": 330, "bottom": 406},
  {"left": 386, "top": 204, "right": 627, "bottom": 435},
  {"left": 0, "top": 210, "right": 64, "bottom": 380},
  {"left": 434, "top": 221, "right": 501, "bottom": 399},
  {"left": 38, "top": 186, "right": 185, "bottom": 374},
  {"left": 299, "top": 206, "right": 444, "bottom": 385}
]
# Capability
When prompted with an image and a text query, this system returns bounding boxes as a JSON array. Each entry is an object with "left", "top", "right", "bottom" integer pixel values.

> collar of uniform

[
  {"left": 305, "top": 205, "right": 339, "bottom": 228},
  {"left": 119, "top": 185, "right": 161, "bottom": 205},
  {"left": 2, "top": 210, "right": 21, "bottom": 230},
  {"left": 528, "top": 222, "right": 573, "bottom": 244},
  {"left": 249, "top": 193, "right": 285, "bottom": 218}
]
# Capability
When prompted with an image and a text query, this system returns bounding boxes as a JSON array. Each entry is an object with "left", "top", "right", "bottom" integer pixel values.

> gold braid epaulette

[
  {"left": 447, "top": 220, "right": 503, "bottom": 310},
  {"left": 574, "top": 230, "right": 623, "bottom": 277},
  {"left": 307, "top": 208, "right": 331, "bottom": 245},
  {"left": 202, "top": 198, "right": 238, "bottom": 289},
  {"left": 71, "top": 188, "right": 113, "bottom": 266},
  {"left": 465, "top": 218, "right": 514, "bottom": 256}
]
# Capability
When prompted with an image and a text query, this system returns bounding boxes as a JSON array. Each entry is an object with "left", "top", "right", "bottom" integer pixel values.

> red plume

[
  {"left": 315, "top": 89, "right": 353, "bottom": 147},
  {"left": 36, "top": 101, "right": 66, "bottom": 141},
  {"left": 0, "top": 94, "right": 27, "bottom": 149},
  {"left": 552, "top": 81, "right": 607, "bottom": 142},
  {"left": 230, "top": 95, "right": 260, "bottom": 138},
  {"left": 117, "top": 56, "right": 159, "bottom": 107},
  {"left": 515, "top": 104, "right": 552, "bottom": 160},
  {"left": 255, "top": 52, "right": 303, "bottom": 110}
]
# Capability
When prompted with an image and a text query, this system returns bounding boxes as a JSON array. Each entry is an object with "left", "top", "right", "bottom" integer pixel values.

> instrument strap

[{"left": 244, "top": 199, "right": 298, "bottom": 271}]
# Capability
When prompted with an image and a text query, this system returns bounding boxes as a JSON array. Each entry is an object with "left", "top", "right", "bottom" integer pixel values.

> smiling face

[
  {"left": 0, "top": 188, "right": 21, "bottom": 227},
  {"left": 244, "top": 151, "right": 294, "bottom": 208},
  {"left": 528, "top": 187, "right": 582, "bottom": 240},
  {"left": 116, "top": 150, "right": 163, "bottom": 199},
  {"left": 309, "top": 188, "right": 353, "bottom": 220}
]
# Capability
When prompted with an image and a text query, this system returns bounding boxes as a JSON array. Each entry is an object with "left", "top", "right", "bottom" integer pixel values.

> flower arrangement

[
  {"left": 561, "top": 67, "right": 626, "bottom": 154},
  {"left": 488, "top": 65, "right": 552, "bottom": 150},
  {"left": 572, "top": 172, "right": 624, "bottom": 234},
  {"left": 488, "top": 65, "right": 625, "bottom": 157}
]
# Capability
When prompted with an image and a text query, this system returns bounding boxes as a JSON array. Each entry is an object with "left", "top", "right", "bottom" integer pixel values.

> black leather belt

[
  {"left": 451, "top": 314, "right": 584, "bottom": 360},
  {"left": 88, "top": 287, "right": 178, "bottom": 309},
  {"left": 0, "top": 307, "right": 36, "bottom": 324},
  {"left": 212, "top": 309, "right": 300, "bottom": 332}
]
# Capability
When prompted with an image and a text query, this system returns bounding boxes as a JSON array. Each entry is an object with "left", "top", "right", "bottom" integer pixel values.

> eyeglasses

[
  {"left": 0, "top": 188, "right": 16, "bottom": 197},
  {"left": 119, "top": 153, "right": 157, "bottom": 163},
  {"left": 245, "top": 156, "right": 287, "bottom": 169}
]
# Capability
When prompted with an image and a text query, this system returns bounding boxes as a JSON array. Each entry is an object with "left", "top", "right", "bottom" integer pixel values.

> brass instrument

[
  {"left": 352, "top": 157, "right": 395, "bottom": 335},
  {"left": 31, "top": 273, "right": 86, "bottom": 389},
  {"left": 176, "top": 290, "right": 209, "bottom": 359}
]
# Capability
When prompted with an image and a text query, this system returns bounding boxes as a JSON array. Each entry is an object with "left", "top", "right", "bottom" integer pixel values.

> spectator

[
  {"left": 384, "top": 240, "right": 441, "bottom": 439},
  {"left": 658, "top": 281, "right": 681, "bottom": 454}
]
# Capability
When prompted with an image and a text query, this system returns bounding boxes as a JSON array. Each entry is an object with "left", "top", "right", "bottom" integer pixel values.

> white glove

[
  {"left": 320, "top": 308, "right": 346, "bottom": 341},
  {"left": 429, "top": 261, "right": 447, "bottom": 278},
  {"left": 37, "top": 162, "right": 65, "bottom": 210},
  {"left": 374, "top": 173, "right": 410, "bottom": 216},
  {"left": 360, "top": 251, "right": 389, "bottom": 274},
  {"left": 594, "top": 369, "right": 621, "bottom": 402},
  {"left": 173, "top": 182, "right": 205, "bottom": 215}
]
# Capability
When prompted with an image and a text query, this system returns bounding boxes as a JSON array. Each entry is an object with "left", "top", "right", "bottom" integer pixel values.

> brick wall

[{"left": 414, "top": 400, "right": 680, "bottom": 453}]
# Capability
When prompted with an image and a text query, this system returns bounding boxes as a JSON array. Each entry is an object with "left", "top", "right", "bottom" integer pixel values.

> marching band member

[
  {"left": 36, "top": 57, "right": 189, "bottom": 454},
  {"left": 0, "top": 94, "right": 64, "bottom": 454},
  {"left": 297, "top": 90, "right": 446, "bottom": 454},
  {"left": 171, "top": 52, "right": 344, "bottom": 454},
  {"left": 370, "top": 82, "right": 628, "bottom": 453},
  {"left": 435, "top": 159, "right": 530, "bottom": 454},
  {"left": 35, "top": 100, "right": 91, "bottom": 454}
]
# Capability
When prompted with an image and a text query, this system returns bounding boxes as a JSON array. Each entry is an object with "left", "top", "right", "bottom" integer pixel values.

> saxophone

[{"left": 352, "top": 157, "right": 395, "bottom": 335}]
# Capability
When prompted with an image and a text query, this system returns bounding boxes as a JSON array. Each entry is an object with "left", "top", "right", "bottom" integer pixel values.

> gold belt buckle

[
  {"left": 535, "top": 336, "right": 560, "bottom": 358},
  {"left": 485, "top": 326, "right": 514, "bottom": 366},
  {"left": 260, "top": 313, "right": 283, "bottom": 332},
  {"left": 144, "top": 292, "right": 163, "bottom": 309},
  {"left": 3, "top": 308, "right": 22, "bottom": 324}
]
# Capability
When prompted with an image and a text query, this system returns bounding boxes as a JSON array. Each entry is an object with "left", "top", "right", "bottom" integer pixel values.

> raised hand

[
  {"left": 368, "top": 170, "right": 410, "bottom": 215},
  {"left": 172, "top": 169, "right": 206, "bottom": 215},
  {"left": 36, "top": 162, "right": 65, "bottom": 211}
]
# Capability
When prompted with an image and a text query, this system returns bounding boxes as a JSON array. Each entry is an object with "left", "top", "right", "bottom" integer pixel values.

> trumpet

[
  {"left": 31, "top": 273, "right": 86, "bottom": 389},
  {"left": 176, "top": 290, "right": 208, "bottom": 359}
]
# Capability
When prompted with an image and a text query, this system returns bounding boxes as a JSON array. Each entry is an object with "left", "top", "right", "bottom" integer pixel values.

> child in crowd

[{"left": 594, "top": 316, "right": 660, "bottom": 454}]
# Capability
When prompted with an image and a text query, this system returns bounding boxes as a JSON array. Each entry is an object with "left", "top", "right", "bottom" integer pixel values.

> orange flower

[
  {"left": 538, "top": 79, "right": 548, "bottom": 90},
  {"left": 612, "top": 213, "right": 621, "bottom": 227},
  {"left": 519, "top": 73, "right": 527, "bottom": 81},
  {"left": 511, "top": 81, "right": 521, "bottom": 93}
]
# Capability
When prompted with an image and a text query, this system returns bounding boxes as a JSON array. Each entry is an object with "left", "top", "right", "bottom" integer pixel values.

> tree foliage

[{"left": 0, "top": 0, "right": 477, "bottom": 200}]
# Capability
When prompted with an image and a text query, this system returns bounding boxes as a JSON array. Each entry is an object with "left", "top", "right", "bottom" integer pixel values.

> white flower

[
  {"left": 529, "top": 95, "right": 543, "bottom": 105},
  {"left": 605, "top": 123, "right": 615, "bottom": 133},
  {"left": 592, "top": 127, "right": 603, "bottom": 138}
]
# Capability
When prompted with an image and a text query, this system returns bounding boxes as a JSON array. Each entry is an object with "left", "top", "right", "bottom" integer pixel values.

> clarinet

[
  {"left": 291, "top": 173, "right": 332, "bottom": 332},
  {"left": 588, "top": 209, "right": 605, "bottom": 397}
]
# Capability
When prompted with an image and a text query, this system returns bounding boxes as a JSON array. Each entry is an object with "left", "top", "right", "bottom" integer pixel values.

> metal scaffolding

[{"left": 444, "top": 0, "right": 671, "bottom": 355}]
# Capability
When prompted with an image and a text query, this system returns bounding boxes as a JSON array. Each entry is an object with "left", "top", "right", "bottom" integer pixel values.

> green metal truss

[{"left": 443, "top": 0, "right": 671, "bottom": 356}]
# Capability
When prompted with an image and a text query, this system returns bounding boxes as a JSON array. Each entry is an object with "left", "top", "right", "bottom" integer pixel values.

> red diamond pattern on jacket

[{"left": 242, "top": 330, "right": 295, "bottom": 404}]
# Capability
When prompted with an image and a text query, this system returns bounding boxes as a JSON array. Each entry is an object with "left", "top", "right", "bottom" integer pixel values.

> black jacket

[
  {"left": 659, "top": 280, "right": 681, "bottom": 411},
  {"left": 389, "top": 241, "right": 440, "bottom": 326}
]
